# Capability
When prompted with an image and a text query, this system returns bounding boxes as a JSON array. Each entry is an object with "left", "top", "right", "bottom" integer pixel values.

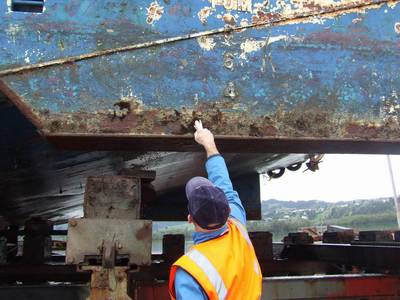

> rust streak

[
  {"left": 0, "top": 0, "right": 398, "bottom": 77},
  {"left": 35, "top": 97, "right": 400, "bottom": 143}
]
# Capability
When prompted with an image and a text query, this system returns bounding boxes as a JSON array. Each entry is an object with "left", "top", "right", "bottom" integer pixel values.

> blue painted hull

[{"left": 0, "top": 0, "right": 400, "bottom": 152}]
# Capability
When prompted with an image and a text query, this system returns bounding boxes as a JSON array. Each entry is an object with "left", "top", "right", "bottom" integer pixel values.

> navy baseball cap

[{"left": 185, "top": 176, "right": 230, "bottom": 230}]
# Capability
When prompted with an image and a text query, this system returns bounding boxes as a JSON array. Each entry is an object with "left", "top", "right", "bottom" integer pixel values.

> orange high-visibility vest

[{"left": 169, "top": 218, "right": 262, "bottom": 300}]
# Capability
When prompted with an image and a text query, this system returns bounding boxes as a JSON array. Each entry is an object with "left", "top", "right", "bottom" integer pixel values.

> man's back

[{"left": 170, "top": 218, "right": 262, "bottom": 300}]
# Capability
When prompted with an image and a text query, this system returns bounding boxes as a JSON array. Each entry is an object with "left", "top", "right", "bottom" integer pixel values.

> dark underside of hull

[{"left": 0, "top": 93, "right": 307, "bottom": 224}]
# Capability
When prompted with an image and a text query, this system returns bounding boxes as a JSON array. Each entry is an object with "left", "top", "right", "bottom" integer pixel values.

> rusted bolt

[
  {"left": 223, "top": 52, "right": 235, "bottom": 71},
  {"left": 395, "top": 22, "right": 400, "bottom": 34},
  {"left": 223, "top": 82, "right": 237, "bottom": 99},
  {"left": 69, "top": 219, "right": 77, "bottom": 227},
  {"left": 223, "top": 13, "right": 236, "bottom": 26}
]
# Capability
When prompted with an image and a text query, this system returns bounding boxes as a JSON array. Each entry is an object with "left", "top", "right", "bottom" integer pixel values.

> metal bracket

[{"left": 66, "top": 219, "right": 152, "bottom": 266}]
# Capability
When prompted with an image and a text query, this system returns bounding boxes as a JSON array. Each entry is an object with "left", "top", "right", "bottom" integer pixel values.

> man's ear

[{"left": 188, "top": 214, "right": 193, "bottom": 224}]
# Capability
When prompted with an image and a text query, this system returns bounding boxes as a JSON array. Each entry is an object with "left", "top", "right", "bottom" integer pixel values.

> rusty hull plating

[{"left": 0, "top": 0, "right": 400, "bottom": 153}]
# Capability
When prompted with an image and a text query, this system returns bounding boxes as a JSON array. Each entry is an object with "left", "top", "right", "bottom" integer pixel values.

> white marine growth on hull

[
  {"left": 239, "top": 35, "right": 292, "bottom": 59},
  {"left": 146, "top": 1, "right": 164, "bottom": 25},
  {"left": 197, "top": 36, "right": 217, "bottom": 51}
]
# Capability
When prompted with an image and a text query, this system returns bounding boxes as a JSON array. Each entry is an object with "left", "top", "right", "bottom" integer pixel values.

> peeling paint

[
  {"left": 6, "top": 0, "right": 12, "bottom": 12},
  {"left": 240, "top": 39, "right": 267, "bottom": 58},
  {"left": 250, "top": 0, "right": 396, "bottom": 26},
  {"left": 239, "top": 35, "right": 288, "bottom": 59},
  {"left": 267, "top": 0, "right": 292, "bottom": 13},
  {"left": 240, "top": 18, "right": 250, "bottom": 26},
  {"left": 388, "top": 1, "right": 399, "bottom": 8},
  {"left": 5, "top": 24, "right": 23, "bottom": 43},
  {"left": 198, "top": 6, "right": 214, "bottom": 24},
  {"left": 146, "top": 1, "right": 164, "bottom": 25},
  {"left": 24, "top": 50, "right": 30, "bottom": 64},
  {"left": 381, "top": 91, "right": 400, "bottom": 121},
  {"left": 197, "top": 36, "right": 216, "bottom": 50},
  {"left": 253, "top": 1, "right": 270, "bottom": 13},
  {"left": 4, "top": 1, "right": 394, "bottom": 80}
]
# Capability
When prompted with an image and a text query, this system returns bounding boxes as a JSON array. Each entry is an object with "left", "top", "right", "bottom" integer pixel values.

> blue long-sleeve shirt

[{"left": 174, "top": 154, "right": 246, "bottom": 300}]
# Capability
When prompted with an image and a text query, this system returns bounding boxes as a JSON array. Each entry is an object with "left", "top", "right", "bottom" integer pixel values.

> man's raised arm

[{"left": 194, "top": 120, "right": 247, "bottom": 225}]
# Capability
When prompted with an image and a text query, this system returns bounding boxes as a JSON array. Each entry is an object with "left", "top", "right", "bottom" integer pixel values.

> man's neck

[{"left": 194, "top": 223, "right": 222, "bottom": 233}]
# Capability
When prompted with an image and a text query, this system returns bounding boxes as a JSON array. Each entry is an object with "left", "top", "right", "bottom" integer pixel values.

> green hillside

[
  {"left": 259, "top": 198, "right": 398, "bottom": 239},
  {"left": 153, "top": 198, "right": 399, "bottom": 241}
]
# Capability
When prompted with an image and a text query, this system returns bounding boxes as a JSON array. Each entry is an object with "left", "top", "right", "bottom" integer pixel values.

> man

[{"left": 169, "top": 120, "right": 262, "bottom": 300}]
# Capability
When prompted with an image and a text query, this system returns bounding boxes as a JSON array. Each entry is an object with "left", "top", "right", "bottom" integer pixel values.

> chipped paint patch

[
  {"left": 267, "top": 0, "right": 292, "bottom": 13},
  {"left": 250, "top": 0, "right": 396, "bottom": 27},
  {"left": 277, "top": 2, "right": 388, "bottom": 26},
  {"left": 198, "top": 6, "right": 214, "bottom": 24},
  {"left": 6, "top": 0, "right": 12, "bottom": 12},
  {"left": 24, "top": 50, "right": 30, "bottom": 63},
  {"left": 239, "top": 35, "right": 288, "bottom": 59},
  {"left": 146, "top": 1, "right": 164, "bottom": 25},
  {"left": 253, "top": 1, "right": 270, "bottom": 13},
  {"left": 380, "top": 91, "right": 400, "bottom": 121},
  {"left": 395, "top": 22, "right": 400, "bottom": 34},
  {"left": 240, "top": 18, "right": 250, "bottom": 26},
  {"left": 241, "top": 39, "right": 266, "bottom": 54},
  {"left": 197, "top": 36, "right": 216, "bottom": 50},
  {"left": 388, "top": 1, "right": 399, "bottom": 9},
  {"left": 304, "top": 17, "right": 327, "bottom": 24},
  {"left": 5, "top": 24, "right": 23, "bottom": 36},
  {"left": 288, "top": 0, "right": 348, "bottom": 12},
  {"left": 5, "top": 24, "right": 24, "bottom": 43},
  {"left": 352, "top": 17, "right": 363, "bottom": 24}
]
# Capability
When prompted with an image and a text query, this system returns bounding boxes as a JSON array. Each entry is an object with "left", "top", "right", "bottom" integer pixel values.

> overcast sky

[{"left": 261, "top": 154, "right": 400, "bottom": 202}]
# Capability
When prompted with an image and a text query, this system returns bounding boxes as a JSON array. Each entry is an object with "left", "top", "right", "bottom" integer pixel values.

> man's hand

[{"left": 194, "top": 120, "right": 219, "bottom": 158}]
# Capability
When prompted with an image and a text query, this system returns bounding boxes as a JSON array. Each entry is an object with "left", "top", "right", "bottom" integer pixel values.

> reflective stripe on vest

[
  {"left": 229, "top": 217, "right": 251, "bottom": 245},
  {"left": 186, "top": 249, "right": 228, "bottom": 299},
  {"left": 170, "top": 219, "right": 262, "bottom": 300},
  {"left": 230, "top": 218, "right": 262, "bottom": 276}
]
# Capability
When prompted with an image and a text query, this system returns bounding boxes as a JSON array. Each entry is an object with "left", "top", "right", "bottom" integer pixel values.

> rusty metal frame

[
  {"left": 66, "top": 219, "right": 152, "bottom": 266},
  {"left": 46, "top": 133, "right": 400, "bottom": 154},
  {"left": 134, "top": 274, "right": 400, "bottom": 299},
  {"left": 281, "top": 243, "right": 400, "bottom": 270},
  {"left": 2, "top": 71, "right": 400, "bottom": 154},
  {"left": 262, "top": 274, "right": 400, "bottom": 299}
]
